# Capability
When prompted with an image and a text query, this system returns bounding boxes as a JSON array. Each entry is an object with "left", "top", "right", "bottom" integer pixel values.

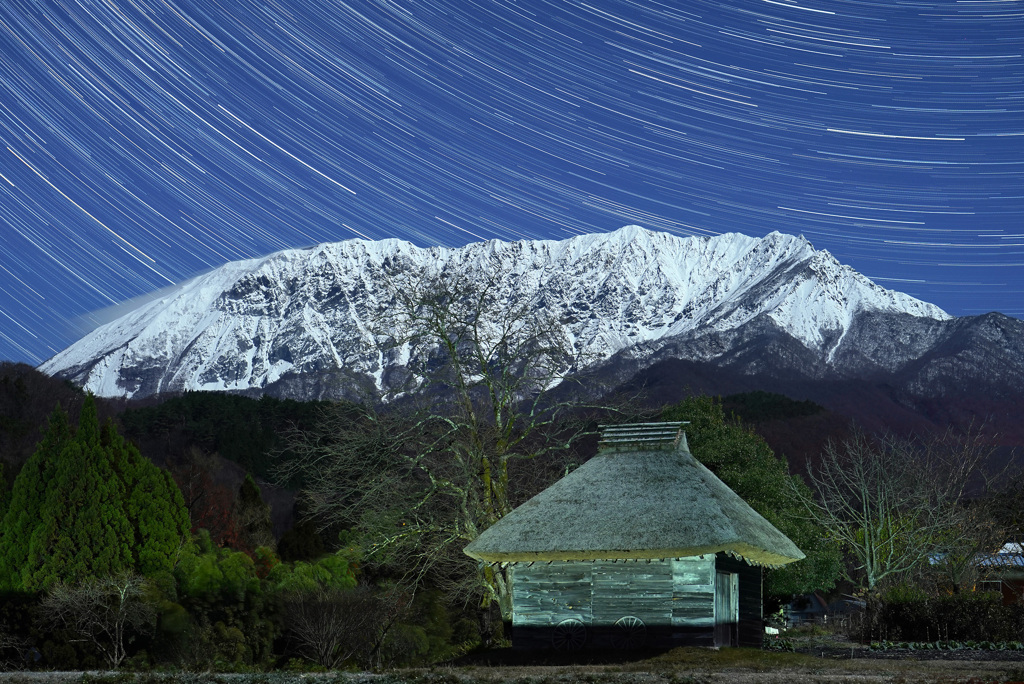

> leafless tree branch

[
  {"left": 795, "top": 425, "right": 1003, "bottom": 593},
  {"left": 278, "top": 262, "right": 626, "bottom": 623},
  {"left": 38, "top": 572, "right": 155, "bottom": 668}
]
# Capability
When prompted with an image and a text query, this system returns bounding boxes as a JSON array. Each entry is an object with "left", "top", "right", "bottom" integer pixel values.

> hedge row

[{"left": 866, "top": 592, "right": 1024, "bottom": 643}]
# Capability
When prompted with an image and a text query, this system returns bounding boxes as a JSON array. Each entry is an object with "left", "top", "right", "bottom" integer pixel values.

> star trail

[{"left": 1, "top": 0, "right": 1021, "bottom": 364}]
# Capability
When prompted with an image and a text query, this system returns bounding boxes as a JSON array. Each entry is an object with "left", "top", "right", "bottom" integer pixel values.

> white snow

[{"left": 39, "top": 226, "right": 952, "bottom": 398}]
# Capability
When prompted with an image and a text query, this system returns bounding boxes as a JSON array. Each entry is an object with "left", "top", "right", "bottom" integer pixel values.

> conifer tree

[
  {"left": 0, "top": 404, "right": 71, "bottom": 589},
  {"left": 0, "top": 463, "right": 9, "bottom": 520},
  {"left": 233, "top": 474, "right": 275, "bottom": 554},
  {"left": 0, "top": 395, "right": 190, "bottom": 591},
  {"left": 662, "top": 395, "right": 842, "bottom": 597}
]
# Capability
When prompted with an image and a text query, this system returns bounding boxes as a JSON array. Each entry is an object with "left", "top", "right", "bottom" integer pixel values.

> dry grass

[
  {"left": 446, "top": 645, "right": 1024, "bottom": 684},
  {"left": 3, "top": 647, "right": 1024, "bottom": 684}
]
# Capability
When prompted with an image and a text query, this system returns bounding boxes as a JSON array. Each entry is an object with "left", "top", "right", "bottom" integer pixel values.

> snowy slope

[{"left": 40, "top": 226, "right": 951, "bottom": 399}]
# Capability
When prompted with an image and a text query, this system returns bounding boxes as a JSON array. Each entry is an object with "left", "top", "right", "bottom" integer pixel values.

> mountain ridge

[{"left": 41, "top": 225, "right": 999, "bottom": 404}]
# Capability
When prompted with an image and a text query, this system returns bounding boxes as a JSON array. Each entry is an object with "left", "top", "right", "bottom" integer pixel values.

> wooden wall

[
  {"left": 511, "top": 561, "right": 594, "bottom": 630},
  {"left": 510, "top": 556, "right": 719, "bottom": 650},
  {"left": 593, "top": 559, "right": 673, "bottom": 630},
  {"left": 671, "top": 556, "right": 716, "bottom": 647},
  {"left": 716, "top": 553, "right": 763, "bottom": 648}
]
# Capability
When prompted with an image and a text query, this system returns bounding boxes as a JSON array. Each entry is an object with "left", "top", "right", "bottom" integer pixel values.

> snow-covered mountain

[{"left": 40, "top": 225, "right": 979, "bottom": 400}]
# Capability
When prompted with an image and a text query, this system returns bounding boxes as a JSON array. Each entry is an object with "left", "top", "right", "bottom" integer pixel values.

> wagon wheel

[
  {"left": 552, "top": 618, "right": 587, "bottom": 650},
  {"left": 612, "top": 616, "right": 647, "bottom": 649}
]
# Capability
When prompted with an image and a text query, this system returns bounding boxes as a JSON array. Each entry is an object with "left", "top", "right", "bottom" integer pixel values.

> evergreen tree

[
  {"left": 662, "top": 395, "right": 841, "bottom": 598},
  {"left": 233, "top": 474, "right": 275, "bottom": 554},
  {"left": 0, "top": 404, "right": 71, "bottom": 589},
  {"left": 0, "top": 395, "right": 190, "bottom": 591},
  {"left": 0, "top": 463, "right": 10, "bottom": 524}
]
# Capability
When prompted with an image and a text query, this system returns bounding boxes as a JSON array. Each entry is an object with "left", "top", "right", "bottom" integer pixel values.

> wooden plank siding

[
  {"left": 510, "top": 556, "right": 721, "bottom": 650},
  {"left": 511, "top": 564, "right": 593, "bottom": 623},
  {"left": 592, "top": 560, "right": 674, "bottom": 625},
  {"left": 671, "top": 556, "right": 716, "bottom": 647},
  {"left": 510, "top": 562, "right": 593, "bottom": 650},
  {"left": 716, "top": 553, "right": 763, "bottom": 648}
]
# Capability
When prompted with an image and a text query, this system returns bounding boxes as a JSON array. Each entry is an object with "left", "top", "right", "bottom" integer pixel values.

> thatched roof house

[{"left": 464, "top": 422, "right": 803, "bottom": 650}]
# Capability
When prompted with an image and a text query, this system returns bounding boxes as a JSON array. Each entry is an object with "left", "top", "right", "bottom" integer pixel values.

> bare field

[
  {"left": 451, "top": 646, "right": 1024, "bottom": 683},
  {"left": 3, "top": 648, "right": 1024, "bottom": 684}
]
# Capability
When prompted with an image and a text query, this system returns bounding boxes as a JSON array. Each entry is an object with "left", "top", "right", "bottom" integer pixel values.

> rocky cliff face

[{"left": 42, "top": 225, "right": 1021, "bottom": 404}]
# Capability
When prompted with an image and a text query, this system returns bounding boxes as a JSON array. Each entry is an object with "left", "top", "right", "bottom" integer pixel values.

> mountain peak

[
  {"left": 40, "top": 227, "right": 951, "bottom": 399},
  {"left": 607, "top": 224, "right": 653, "bottom": 240}
]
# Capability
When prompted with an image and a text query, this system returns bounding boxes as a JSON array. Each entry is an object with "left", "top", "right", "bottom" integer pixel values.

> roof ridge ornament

[{"left": 598, "top": 421, "right": 689, "bottom": 452}]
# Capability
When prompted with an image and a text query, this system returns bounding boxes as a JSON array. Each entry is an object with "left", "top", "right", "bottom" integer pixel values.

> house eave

[{"left": 466, "top": 541, "right": 803, "bottom": 568}]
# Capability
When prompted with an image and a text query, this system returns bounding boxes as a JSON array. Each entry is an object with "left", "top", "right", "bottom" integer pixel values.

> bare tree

[
  {"left": 279, "top": 263, "right": 618, "bottom": 626},
  {"left": 281, "top": 584, "right": 404, "bottom": 669},
  {"left": 38, "top": 572, "right": 155, "bottom": 668},
  {"left": 924, "top": 497, "right": 1005, "bottom": 594},
  {"left": 796, "top": 426, "right": 999, "bottom": 593},
  {"left": 170, "top": 446, "right": 214, "bottom": 520},
  {"left": 0, "top": 625, "right": 30, "bottom": 670}
]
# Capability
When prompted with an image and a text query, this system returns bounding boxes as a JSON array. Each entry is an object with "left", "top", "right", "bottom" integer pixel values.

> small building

[
  {"left": 464, "top": 422, "right": 804, "bottom": 650},
  {"left": 784, "top": 592, "right": 829, "bottom": 627},
  {"left": 974, "top": 543, "right": 1024, "bottom": 604}
]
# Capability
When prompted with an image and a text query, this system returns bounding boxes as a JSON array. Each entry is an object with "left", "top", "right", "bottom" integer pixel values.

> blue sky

[{"left": 1, "top": 0, "right": 1021, "bottom": 364}]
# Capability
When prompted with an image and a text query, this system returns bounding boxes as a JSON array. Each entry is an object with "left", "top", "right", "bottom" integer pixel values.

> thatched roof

[{"left": 464, "top": 422, "right": 804, "bottom": 567}]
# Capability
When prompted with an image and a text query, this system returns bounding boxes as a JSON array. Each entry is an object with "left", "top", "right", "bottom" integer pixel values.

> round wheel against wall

[
  {"left": 551, "top": 618, "right": 587, "bottom": 650},
  {"left": 612, "top": 616, "right": 647, "bottom": 649}
]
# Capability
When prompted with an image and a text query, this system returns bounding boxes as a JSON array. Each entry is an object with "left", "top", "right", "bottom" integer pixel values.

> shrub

[{"left": 866, "top": 590, "right": 1024, "bottom": 642}]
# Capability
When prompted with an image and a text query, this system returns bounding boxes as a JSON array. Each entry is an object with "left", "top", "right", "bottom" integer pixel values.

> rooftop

[{"left": 464, "top": 422, "right": 804, "bottom": 567}]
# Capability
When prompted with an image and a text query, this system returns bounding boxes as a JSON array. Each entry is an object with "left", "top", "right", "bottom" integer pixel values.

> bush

[
  {"left": 161, "top": 540, "right": 277, "bottom": 670},
  {"left": 865, "top": 591, "right": 1024, "bottom": 642},
  {"left": 871, "top": 639, "right": 1024, "bottom": 652}
]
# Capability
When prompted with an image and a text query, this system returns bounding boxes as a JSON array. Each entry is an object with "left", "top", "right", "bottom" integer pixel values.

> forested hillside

[{"left": 1, "top": 362, "right": 1020, "bottom": 671}]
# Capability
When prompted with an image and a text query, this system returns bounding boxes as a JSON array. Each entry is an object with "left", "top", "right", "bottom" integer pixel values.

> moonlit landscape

[
  {"left": 5, "top": 3, "right": 1024, "bottom": 676},
  {"left": 1, "top": 0, "right": 1022, "bottom": 365}
]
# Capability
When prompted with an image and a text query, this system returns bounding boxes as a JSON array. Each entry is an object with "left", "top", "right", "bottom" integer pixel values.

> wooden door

[{"left": 714, "top": 571, "right": 738, "bottom": 647}]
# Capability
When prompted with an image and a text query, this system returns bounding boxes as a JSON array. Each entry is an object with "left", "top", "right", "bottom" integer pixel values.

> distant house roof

[
  {"left": 931, "top": 543, "right": 1024, "bottom": 569},
  {"left": 464, "top": 422, "right": 805, "bottom": 567},
  {"left": 978, "top": 543, "right": 1024, "bottom": 568}
]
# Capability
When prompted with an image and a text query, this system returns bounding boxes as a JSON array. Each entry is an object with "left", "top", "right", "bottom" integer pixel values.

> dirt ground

[
  {"left": 2, "top": 664, "right": 1022, "bottom": 684},
  {"left": 447, "top": 645, "right": 1024, "bottom": 683},
  {"left": 3, "top": 636, "right": 1024, "bottom": 684},
  {"left": 2, "top": 657, "right": 1023, "bottom": 684}
]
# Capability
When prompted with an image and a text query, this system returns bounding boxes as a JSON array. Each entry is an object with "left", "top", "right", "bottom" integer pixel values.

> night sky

[{"left": 2, "top": 0, "right": 1022, "bottom": 366}]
